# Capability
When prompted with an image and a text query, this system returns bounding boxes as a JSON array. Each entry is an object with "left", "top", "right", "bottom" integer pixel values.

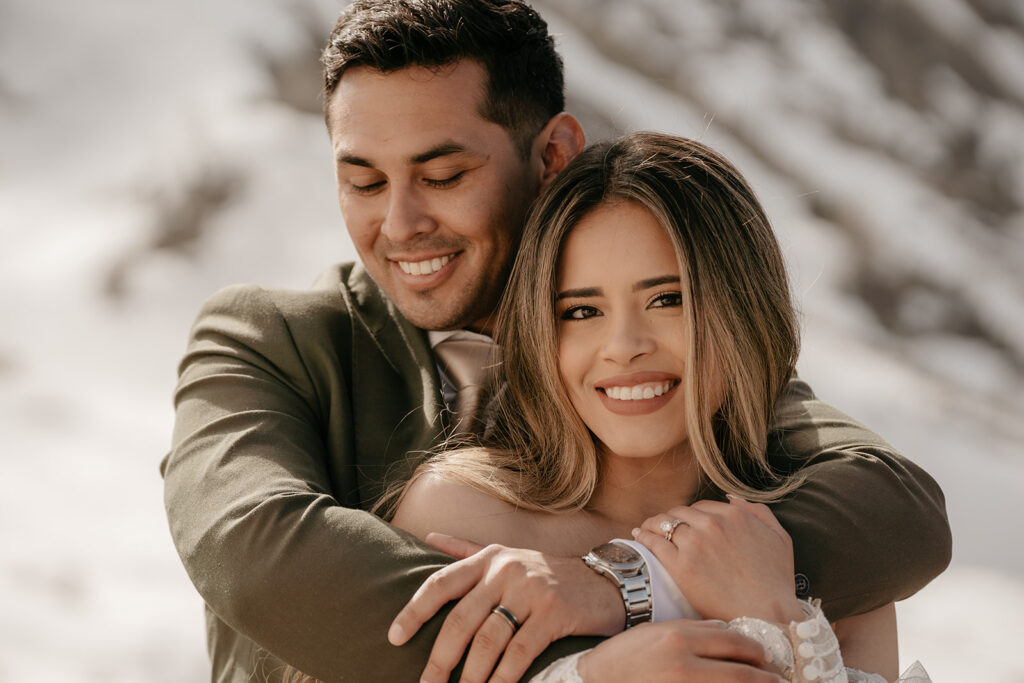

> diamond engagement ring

[{"left": 660, "top": 518, "right": 684, "bottom": 542}]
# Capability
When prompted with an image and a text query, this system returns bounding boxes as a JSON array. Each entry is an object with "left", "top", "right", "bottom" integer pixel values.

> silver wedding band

[
  {"left": 491, "top": 605, "right": 520, "bottom": 633},
  {"left": 661, "top": 518, "right": 685, "bottom": 542}
]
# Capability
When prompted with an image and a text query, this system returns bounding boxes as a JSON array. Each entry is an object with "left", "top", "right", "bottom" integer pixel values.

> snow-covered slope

[{"left": 0, "top": 0, "right": 1021, "bottom": 679}]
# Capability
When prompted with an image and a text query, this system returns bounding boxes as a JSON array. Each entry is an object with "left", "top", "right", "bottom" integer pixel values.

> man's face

[{"left": 326, "top": 61, "right": 542, "bottom": 332}]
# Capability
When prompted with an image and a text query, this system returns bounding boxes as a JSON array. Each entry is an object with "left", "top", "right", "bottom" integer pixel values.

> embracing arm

[
  {"left": 767, "top": 377, "right": 951, "bottom": 618},
  {"left": 161, "top": 284, "right": 467, "bottom": 680}
]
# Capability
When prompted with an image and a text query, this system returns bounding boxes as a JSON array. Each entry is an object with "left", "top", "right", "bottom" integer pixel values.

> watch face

[{"left": 591, "top": 542, "right": 642, "bottom": 570}]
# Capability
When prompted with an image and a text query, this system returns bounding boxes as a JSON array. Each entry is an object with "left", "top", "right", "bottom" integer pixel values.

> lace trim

[
  {"left": 726, "top": 600, "right": 845, "bottom": 682},
  {"left": 848, "top": 661, "right": 931, "bottom": 683},
  {"left": 728, "top": 602, "right": 932, "bottom": 683}
]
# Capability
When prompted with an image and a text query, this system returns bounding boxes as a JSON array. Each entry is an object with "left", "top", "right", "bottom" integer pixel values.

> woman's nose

[{"left": 600, "top": 314, "right": 656, "bottom": 365}]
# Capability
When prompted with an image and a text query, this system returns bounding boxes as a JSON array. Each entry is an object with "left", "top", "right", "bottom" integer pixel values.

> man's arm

[
  {"left": 162, "top": 284, "right": 594, "bottom": 681},
  {"left": 767, "top": 376, "right": 952, "bottom": 619},
  {"left": 162, "top": 284, "right": 444, "bottom": 680}
]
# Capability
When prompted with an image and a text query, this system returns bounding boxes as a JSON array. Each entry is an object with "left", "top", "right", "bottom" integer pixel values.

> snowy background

[{"left": 1, "top": 0, "right": 1023, "bottom": 680}]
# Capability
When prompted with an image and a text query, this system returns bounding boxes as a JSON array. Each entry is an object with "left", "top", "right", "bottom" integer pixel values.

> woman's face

[{"left": 555, "top": 200, "right": 694, "bottom": 461}]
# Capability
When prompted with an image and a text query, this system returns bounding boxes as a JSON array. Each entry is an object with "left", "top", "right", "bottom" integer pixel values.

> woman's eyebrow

[
  {"left": 633, "top": 275, "right": 680, "bottom": 291},
  {"left": 555, "top": 287, "right": 601, "bottom": 300},
  {"left": 556, "top": 276, "right": 679, "bottom": 300}
]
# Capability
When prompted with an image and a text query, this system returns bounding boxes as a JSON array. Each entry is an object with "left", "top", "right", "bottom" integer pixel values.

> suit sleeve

[
  {"left": 766, "top": 377, "right": 952, "bottom": 620},
  {"left": 161, "top": 285, "right": 593, "bottom": 681}
]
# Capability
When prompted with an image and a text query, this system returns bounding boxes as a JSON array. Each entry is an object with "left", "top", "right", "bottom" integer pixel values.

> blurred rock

[{"left": 103, "top": 165, "right": 244, "bottom": 300}]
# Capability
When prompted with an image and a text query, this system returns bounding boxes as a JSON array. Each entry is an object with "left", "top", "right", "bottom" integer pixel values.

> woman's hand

[
  {"left": 577, "top": 619, "right": 785, "bottom": 683},
  {"left": 633, "top": 496, "right": 804, "bottom": 623},
  {"left": 389, "top": 533, "right": 624, "bottom": 683}
]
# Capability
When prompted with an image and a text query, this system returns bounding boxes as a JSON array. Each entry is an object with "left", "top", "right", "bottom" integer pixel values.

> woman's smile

[{"left": 594, "top": 372, "right": 681, "bottom": 415}]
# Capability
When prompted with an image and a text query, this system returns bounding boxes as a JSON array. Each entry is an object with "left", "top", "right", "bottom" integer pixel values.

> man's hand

[
  {"left": 633, "top": 496, "right": 804, "bottom": 623},
  {"left": 578, "top": 619, "right": 785, "bottom": 683},
  {"left": 388, "top": 533, "right": 624, "bottom": 683}
]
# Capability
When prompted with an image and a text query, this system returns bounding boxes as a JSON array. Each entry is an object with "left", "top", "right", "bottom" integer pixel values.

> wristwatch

[{"left": 582, "top": 541, "right": 652, "bottom": 629}]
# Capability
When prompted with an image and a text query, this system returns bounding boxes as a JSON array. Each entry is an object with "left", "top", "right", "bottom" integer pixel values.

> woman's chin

[{"left": 598, "top": 438, "right": 691, "bottom": 463}]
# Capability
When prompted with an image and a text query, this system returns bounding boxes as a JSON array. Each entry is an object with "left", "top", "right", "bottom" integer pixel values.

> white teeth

[
  {"left": 398, "top": 254, "right": 452, "bottom": 275},
  {"left": 604, "top": 381, "right": 674, "bottom": 401}
]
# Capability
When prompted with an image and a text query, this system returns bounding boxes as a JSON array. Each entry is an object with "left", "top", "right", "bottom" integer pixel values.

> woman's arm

[
  {"left": 573, "top": 620, "right": 780, "bottom": 683},
  {"left": 833, "top": 603, "right": 899, "bottom": 681}
]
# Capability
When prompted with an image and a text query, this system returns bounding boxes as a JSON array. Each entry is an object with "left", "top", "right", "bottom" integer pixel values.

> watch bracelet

[{"left": 621, "top": 573, "right": 652, "bottom": 628}]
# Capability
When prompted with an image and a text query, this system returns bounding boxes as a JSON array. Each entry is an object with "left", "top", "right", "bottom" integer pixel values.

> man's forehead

[
  {"left": 328, "top": 63, "right": 489, "bottom": 131},
  {"left": 327, "top": 62, "right": 508, "bottom": 167}
]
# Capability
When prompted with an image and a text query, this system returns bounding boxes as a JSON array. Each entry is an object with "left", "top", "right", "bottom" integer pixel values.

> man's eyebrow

[
  {"left": 634, "top": 275, "right": 680, "bottom": 291},
  {"left": 335, "top": 142, "right": 468, "bottom": 168},
  {"left": 336, "top": 152, "right": 373, "bottom": 168},
  {"left": 411, "top": 142, "right": 467, "bottom": 165}
]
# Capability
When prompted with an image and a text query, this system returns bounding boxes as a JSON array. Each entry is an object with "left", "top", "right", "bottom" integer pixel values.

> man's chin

[
  {"left": 380, "top": 272, "right": 497, "bottom": 331},
  {"left": 392, "top": 295, "right": 471, "bottom": 331}
]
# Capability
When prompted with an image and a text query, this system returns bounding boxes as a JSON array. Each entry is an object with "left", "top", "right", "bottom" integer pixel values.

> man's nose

[
  {"left": 600, "top": 314, "right": 656, "bottom": 365},
  {"left": 381, "top": 185, "right": 436, "bottom": 242}
]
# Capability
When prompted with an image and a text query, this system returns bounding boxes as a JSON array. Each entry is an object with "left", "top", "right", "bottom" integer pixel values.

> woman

[{"left": 390, "top": 132, "right": 924, "bottom": 682}]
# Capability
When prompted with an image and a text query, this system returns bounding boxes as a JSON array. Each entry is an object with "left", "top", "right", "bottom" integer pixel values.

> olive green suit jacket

[{"left": 161, "top": 262, "right": 951, "bottom": 682}]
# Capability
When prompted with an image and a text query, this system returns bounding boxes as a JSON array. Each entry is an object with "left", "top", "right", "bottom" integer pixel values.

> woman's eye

[
  {"left": 424, "top": 171, "right": 465, "bottom": 188},
  {"left": 560, "top": 305, "right": 600, "bottom": 321},
  {"left": 650, "top": 292, "right": 683, "bottom": 308}
]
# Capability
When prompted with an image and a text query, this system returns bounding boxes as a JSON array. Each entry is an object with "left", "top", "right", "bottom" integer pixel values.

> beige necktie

[{"left": 433, "top": 338, "right": 502, "bottom": 436}]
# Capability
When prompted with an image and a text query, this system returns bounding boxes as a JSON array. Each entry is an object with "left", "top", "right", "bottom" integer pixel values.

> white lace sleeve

[
  {"left": 728, "top": 601, "right": 933, "bottom": 683},
  {"left": 527, "top": 613, "right": 931, "bottom": 683},
  {"left": 847, "top": 661, "right": 931, "bottom": 682},
  {"left": 527, "top": 650, "right": 587, "bottom": 683}
]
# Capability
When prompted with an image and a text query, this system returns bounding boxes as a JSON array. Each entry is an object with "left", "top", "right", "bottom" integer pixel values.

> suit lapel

[{"left": 341, "top": 265, "right": 447, "bottom": 505}]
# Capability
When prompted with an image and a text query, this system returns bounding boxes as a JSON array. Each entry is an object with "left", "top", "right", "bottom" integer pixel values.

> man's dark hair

[{"left": 322, "top": 0, "right": 565, "bottom": 156}]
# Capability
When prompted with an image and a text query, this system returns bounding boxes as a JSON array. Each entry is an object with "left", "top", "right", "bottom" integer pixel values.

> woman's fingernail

[
  {"left": 388, "top": 622, "right": 406, "bottom": 645},
  {"left": 631, "top": 527, "right": 641, "bottom": 538}
]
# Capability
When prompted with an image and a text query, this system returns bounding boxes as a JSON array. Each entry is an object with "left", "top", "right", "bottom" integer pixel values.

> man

[{"left": 161, "top": 1, "right": 951, "bottom": 681}]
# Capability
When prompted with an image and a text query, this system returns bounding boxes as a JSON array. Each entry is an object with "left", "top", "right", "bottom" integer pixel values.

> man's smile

[{"left": 396, "top": 253, "right": 456, "bottom": 275}]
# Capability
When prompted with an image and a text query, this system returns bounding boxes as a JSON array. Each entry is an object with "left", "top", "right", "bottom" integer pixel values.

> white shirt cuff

[{"left": 614, "top": 538, "right": 700, "bottom": 622}]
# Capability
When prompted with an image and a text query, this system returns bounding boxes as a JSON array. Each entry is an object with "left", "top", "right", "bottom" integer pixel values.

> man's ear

[{"left": 535, "top": 113, "right": 586, "bottom": 188}]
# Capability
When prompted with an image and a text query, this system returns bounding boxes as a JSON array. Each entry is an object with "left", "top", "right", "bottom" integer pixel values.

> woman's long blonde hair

[{"left": 394, "top": 132, "right": 802, "bottom": 514}]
